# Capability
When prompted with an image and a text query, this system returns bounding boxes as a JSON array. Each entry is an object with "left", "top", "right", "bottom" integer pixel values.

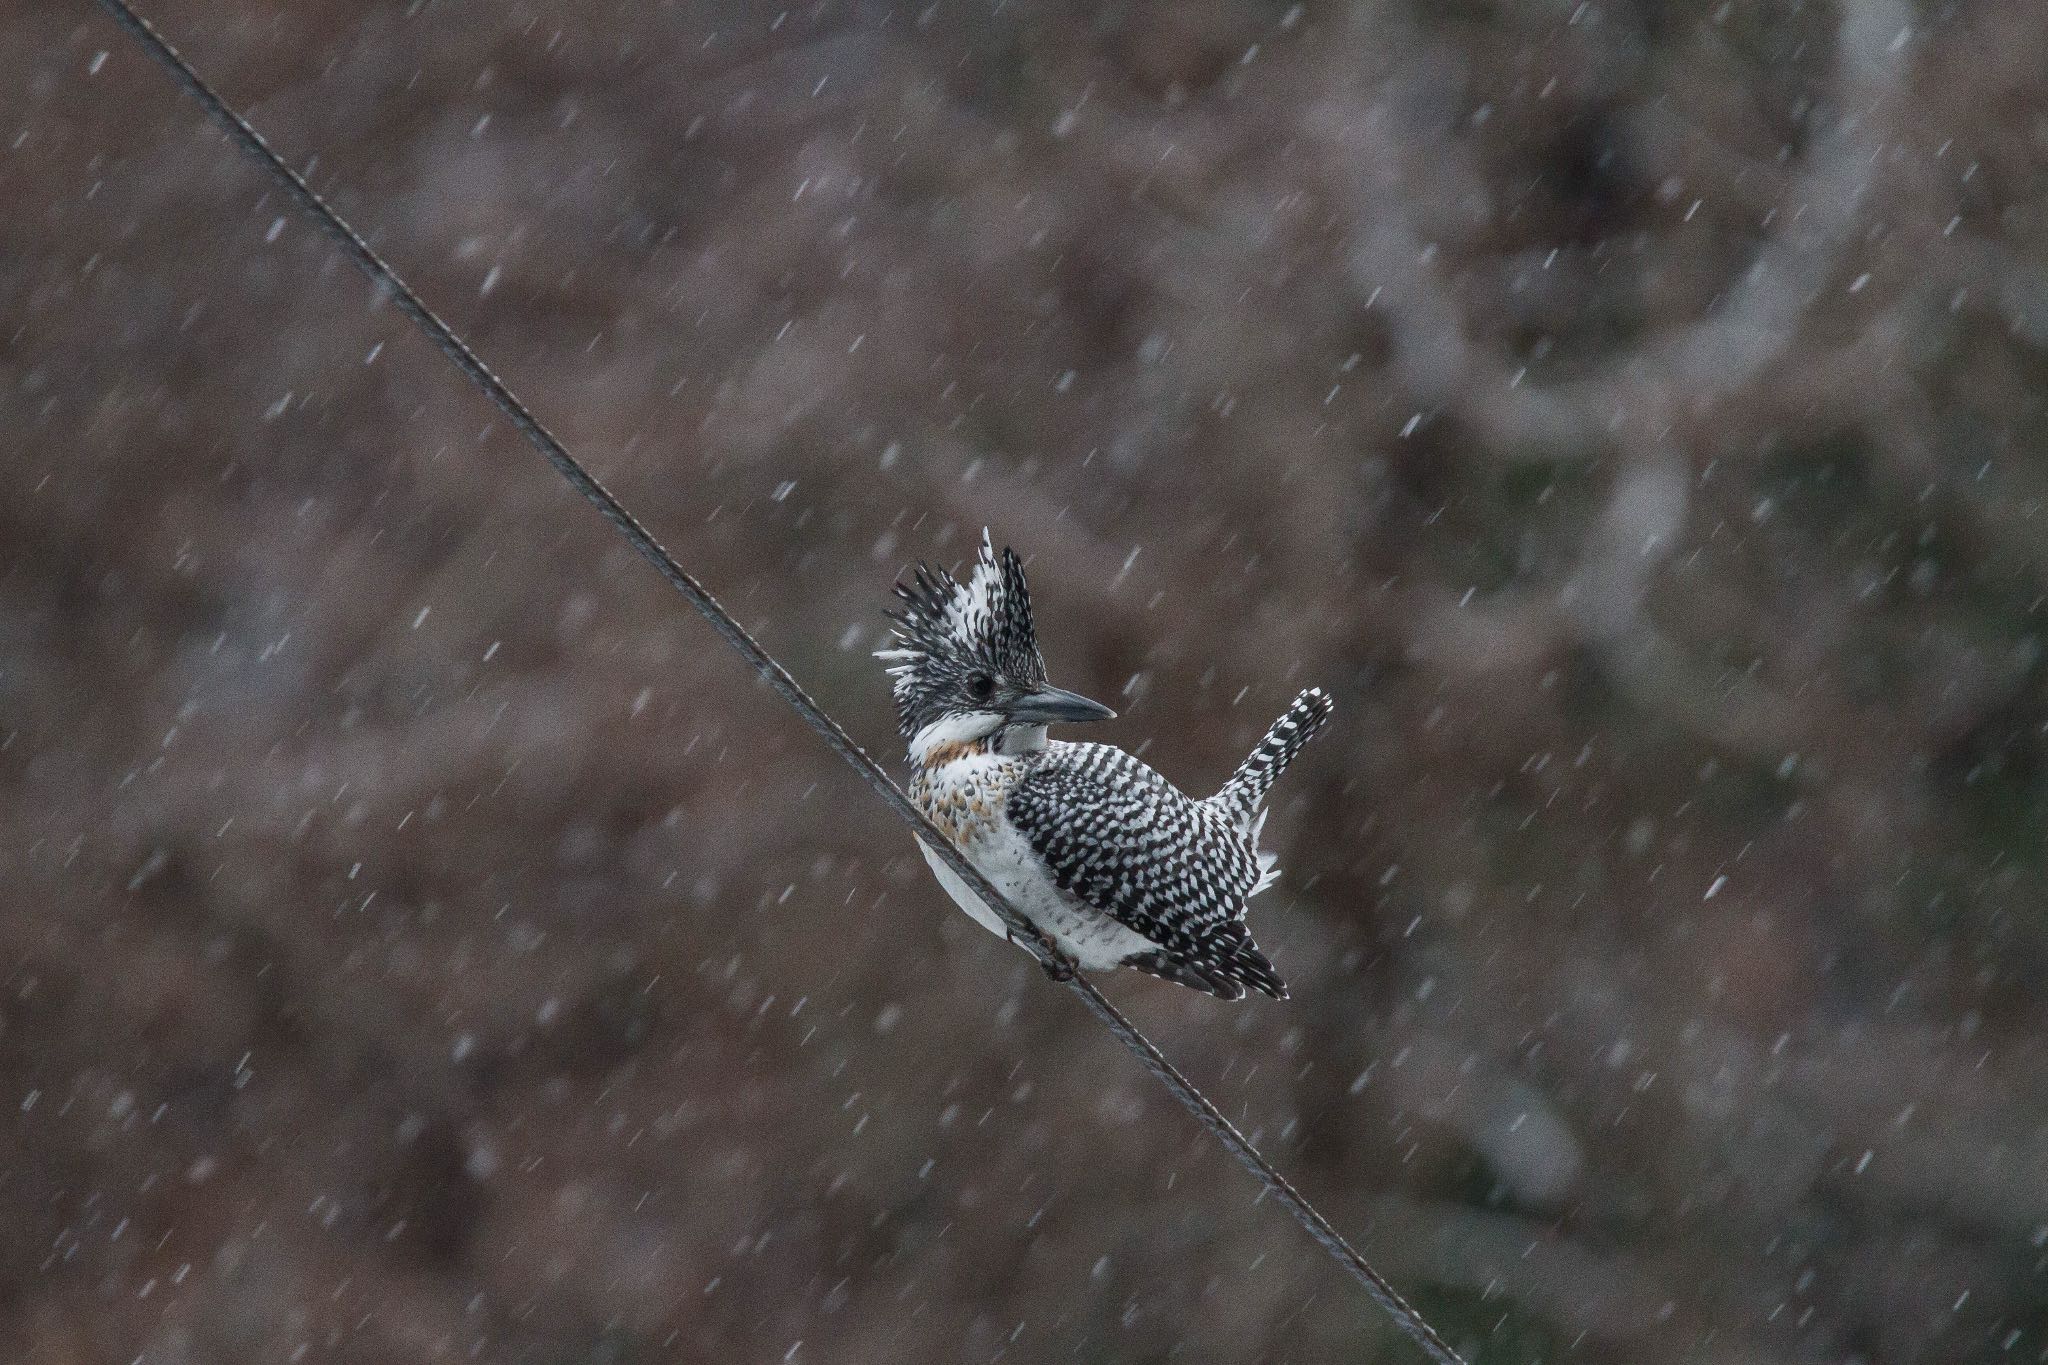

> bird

[{"left": 877, "top": 530, "right": 1333, "bottom": 999}]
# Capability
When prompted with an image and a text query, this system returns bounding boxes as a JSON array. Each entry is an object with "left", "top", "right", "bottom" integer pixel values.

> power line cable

[{"left": 87, "top": 4, "right": 1465, "bottom": 1359}]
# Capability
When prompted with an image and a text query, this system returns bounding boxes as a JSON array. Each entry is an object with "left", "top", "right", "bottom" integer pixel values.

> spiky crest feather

[{"left": 878, "top": 529, "right": 1046, "bottom": 738}]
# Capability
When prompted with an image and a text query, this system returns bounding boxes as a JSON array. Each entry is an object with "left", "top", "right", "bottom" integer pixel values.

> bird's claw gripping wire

[{"left": 1007, "top": 931, "right": 1077, "bottom": 982}]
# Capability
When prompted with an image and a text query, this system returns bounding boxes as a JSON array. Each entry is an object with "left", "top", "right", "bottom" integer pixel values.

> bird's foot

[{"left": 1038, "top": 953, "right": 1077, "bottom": 984}]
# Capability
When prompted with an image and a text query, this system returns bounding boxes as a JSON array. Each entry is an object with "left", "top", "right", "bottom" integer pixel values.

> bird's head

[{"left": 878, "top": 530, "right": 1116, "bottom": 759}]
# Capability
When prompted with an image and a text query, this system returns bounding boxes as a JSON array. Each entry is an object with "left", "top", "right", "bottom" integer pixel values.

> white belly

[{"left": 916, "top": 826, "right": 1155, "bottom": 971}]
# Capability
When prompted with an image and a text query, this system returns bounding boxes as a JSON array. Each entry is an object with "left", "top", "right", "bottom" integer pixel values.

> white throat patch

[
  {"left": 908, "top": 714, "right": 1051, "bottom": 764},
  {"left": 909, "top": 710, "right": 1004, "bottom": 763}
]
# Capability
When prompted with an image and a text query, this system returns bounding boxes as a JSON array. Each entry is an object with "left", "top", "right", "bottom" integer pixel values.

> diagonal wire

[{"left": 88, "top": 3, "right": 1465, "bottom": 1360}]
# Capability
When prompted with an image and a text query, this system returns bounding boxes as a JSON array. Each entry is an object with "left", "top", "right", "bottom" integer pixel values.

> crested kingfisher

[{"left": 878, "top": 531, "right": 1332, "bottom": 999}]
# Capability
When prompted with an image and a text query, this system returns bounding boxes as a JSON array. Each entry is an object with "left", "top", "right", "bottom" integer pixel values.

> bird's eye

[{"left": 966, "top": 673, "right": 996, "bottom": 701}]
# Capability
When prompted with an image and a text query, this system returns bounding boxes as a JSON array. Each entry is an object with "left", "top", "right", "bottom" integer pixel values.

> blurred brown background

[{"left": 6, "top": 0, "right": 2048, "bottom": 1360}]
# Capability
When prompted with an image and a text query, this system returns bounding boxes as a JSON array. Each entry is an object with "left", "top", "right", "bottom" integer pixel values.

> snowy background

[{"left": 7, "top": 0, "right": 2048, "bottom": 1361}]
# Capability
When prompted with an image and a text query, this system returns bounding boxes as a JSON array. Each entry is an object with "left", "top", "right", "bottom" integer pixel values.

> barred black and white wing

[{"left": 1005, "top": 743, "right": 1287, "bottom": 999}]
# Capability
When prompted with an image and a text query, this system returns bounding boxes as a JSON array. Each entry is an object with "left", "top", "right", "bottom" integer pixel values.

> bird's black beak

[{"left": 1008, "top": 685, "right": 1117, "bottom": 725}]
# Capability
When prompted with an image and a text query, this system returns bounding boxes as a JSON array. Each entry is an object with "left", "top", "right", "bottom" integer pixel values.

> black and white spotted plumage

[
  {"left": 1010, "top": 741, "right": 1286, "bottom": 999},
  {"left": 880, "top": 531, "right": 1332, "bottom": 1001},
  {"left": 1212, "top": 688, "right": 1335, "bottom": 828}
]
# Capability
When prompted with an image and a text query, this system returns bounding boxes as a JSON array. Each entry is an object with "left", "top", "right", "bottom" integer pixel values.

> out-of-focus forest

[{"left": 6, "top": 0, "right": 2047, "bottom": 1360}]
